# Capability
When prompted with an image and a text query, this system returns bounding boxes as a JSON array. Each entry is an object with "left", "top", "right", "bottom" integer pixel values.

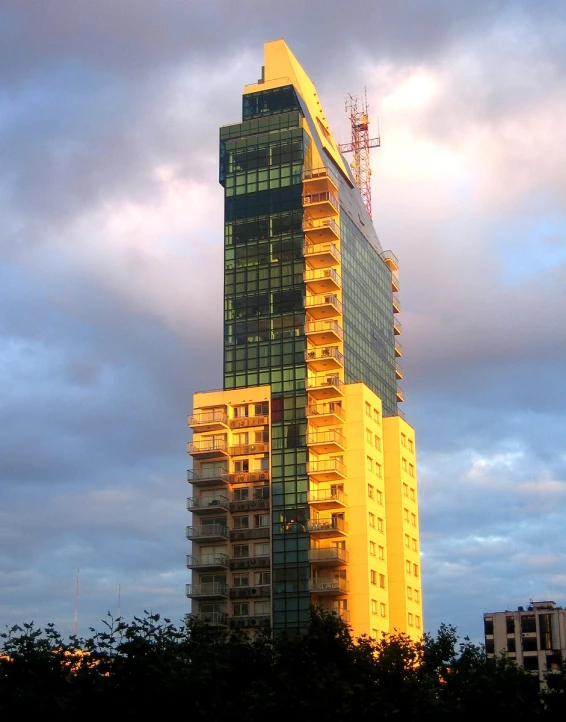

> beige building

[{"left": 484, "top": 601, "right": 566, "bottom": 679}]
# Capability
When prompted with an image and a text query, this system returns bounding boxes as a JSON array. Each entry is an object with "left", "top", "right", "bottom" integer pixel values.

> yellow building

[{"left": 186, "top": 40, "right": 422, "bottom": 639}]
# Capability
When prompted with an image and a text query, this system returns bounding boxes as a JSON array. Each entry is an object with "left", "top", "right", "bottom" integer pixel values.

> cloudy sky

[{"left": 1, "top": 0, "right": 565, "bottom": 642}]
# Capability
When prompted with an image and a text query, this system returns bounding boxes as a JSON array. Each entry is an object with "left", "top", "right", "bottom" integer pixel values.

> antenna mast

[
  {"left": 73, "top": 569, "right": 79, "bottom": 636},
  {"left": 338, "top": 88, "right": 380, "bottom": 219}
]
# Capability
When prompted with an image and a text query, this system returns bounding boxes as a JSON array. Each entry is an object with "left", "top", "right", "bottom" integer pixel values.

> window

[
  {"left": 506, "top": 616, "right": 515, "bottom": 634},
  {"left": 401, "top": 433, "right": 407, "bottom": 447},
  {"left": 233, "top": 602, "right": 249, "bottom": 616},
  {"left": 254, "top": 600, "right": 269, "bottom": 615},
  {"left": 368, "top": 484, "right": 374, "bottom": 499},
  {"left": 375, "top": 462, "right": 382, "bottom": 478},
  {"left": 367, "top": 456, "right": 373, "bottom": 472},
  {"left": 233, "top": 544, "right": 249, "bottom": 558},
  {"left": 369, "top": 513, "right": 375, "bottom": 528},
  {"left": 370, "top": 570, "right": 377, "bottom": 585},
  {"left": 380, "top": 602, "right": 386, "bottom": 617},
  {"left": 409, "top": 463, "right": 415, "bottom": 477},
  {"left": 374, "top": 409, "right": 380, "bottom": 424},
  {"left": 415, "top": 615, "right": 421, "bottom": 629},
  {"left": 405, "top": 534, "right": 410, "bottom": 548},
  {"left": 371, "top": 599, "right": 377, "bottom": 614},
  {"left": 413, "top": 563, "right": 419, "bottom": 578},
  {"left": 369, "top": 541, "right": 376, "bottom": 556},
  {"left": 372, "top": 628, "right": 378, "bottom": 639},
  {"left": 414, "top": 589, "right": 420, "bottom": 602},
  {"left": 254, "top": 514, "right": 269, "bottom": 528},
  {"left": 377, "top": 517, "right": 384, "bottom": 532},
  {"left": 365, "top": 402, "right": 371, "bottom": 417},
  {"left": 408, "top": 613, "right": 413, "bottom": 626},
  {"left": 403, "top": 483, "right": 408, "bottom": 497},
  {"left": 366, "top": 428, "right": 372, "bottom": 443},
  {"left": 409, "top": 488, "right": 415, "bottom": 502},
  {"left": 254, "top": 402, "right": 268, "bottom": 416},
  {"left": 402, "top": 458, "right": 408, "bottom": 471},
  {"left": 406, "top": 560, "right": 412, "bottom": 573},
  {"left": 254, "top": 571, "right": 270, "bottom": 585},
  {"left": 378, "top": 546, "right": 385, "bottom": 560},
  {"left": 234, "top": 432, "right": 249, "bottom": 445},
  {"left": 412, "top": 538, "right": 418, "bottom": 551},
  {"left": 254, "top": 542, "right": 270, "bottom": 556},
  {"left": 374, "top": 435, "right": 381, "bottom": 451},
  {"left": 408, "top": 439, "right": 414, "bottom": 453},
  {"left": 411, "top": 513, "right": 417, "bottom": 526},
  {"left": 379, "top": 574, "right": 386, "bottom": 589},
  {"left": 404, "top": 508, "right": 409, "bottom": 522},
  {"left": 233, "top": 487, "right": 250, "bottom": 501},
  {"left": 233, "top": 405, "right": 249, "bottom": 418},
  {"left": 233, "top": 516, "right": 249, "bottom": 529},
  {"left": 376, "top": 490, "right": 383, "bottom": 505},
  {"left": 407, "top": 586, "right": 413, "bottom": 600},
  {"left": 521, "top": 615, "right": 536, "bottom": 634},
  {"left": 234, "top": 459, "right": 249, "bottom": 473},
  {"left": 254, "top": 430, "right": 269, "bottom": 443},
  {"left": 233, "top": 573, "right": 249, "bottom": 587}
]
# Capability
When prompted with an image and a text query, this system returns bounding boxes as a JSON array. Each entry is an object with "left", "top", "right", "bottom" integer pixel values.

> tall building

[
  {"left": 484, "top": 601, "right": 566, "bottom": 680},
  {"left": 186, "top": 40, "right": 422, "bottom": 639}
]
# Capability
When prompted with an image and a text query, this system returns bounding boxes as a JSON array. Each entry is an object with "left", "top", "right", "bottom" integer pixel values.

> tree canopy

[{"left": 0, "top": 608, "right": 564, "bottom": 719}]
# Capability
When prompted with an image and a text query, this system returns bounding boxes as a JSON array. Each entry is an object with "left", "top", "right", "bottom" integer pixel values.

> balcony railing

[
  {"left": 228, "top": 471, "right": 270, "bottom": 485},
  {"left": 306, "top": 428, "right": 345, "bottom": 450},
  {"left": 302, "top": 217, "right": 340, "bottom": 240},
  {"left": 186, "top": 524, "right": 229, "bottom": 540},
  {"left": 304, "top": 241, "right": 341, "bottom": 267},
  {"left": 304, "top": 268, "right": 342, "bottom": 293},
  {"left": 187, "top": 439, "right": 229, "bottom": 456},
  {"left": 306, "top": 375, "right": 344, "bottom": 400},
  {"left": 187, "top": 495, "right": 229, "bottom": 512},
  {"left": 305, "top": 320, "right": 343, "bottom": 342},
  {"left": 302, "top": 191, "right": 339, "bottom": 213},
  {"left": 307, "top": 489, "right": 348, "bottom": 507},
  {"left": 394, "top": 340, "right": 403, "bottom": 358},
  {"left": 307, "top": 402, "right": 345, "bottom": 424},
  {"left": 186, "top": 582, "right": 229, "bottom": 598},
  {"left": 307, "top": 517, "right": 348, "bottom": 535},
  {"left": 396, "top": 386, "right": 405, "bottom": 403},
  {"left": 395, "top": 362, "right": 403, "bottom": 380},
  {"left": 229, "top": 415, "right": 269, "bottom": 430},
  {"left": 187, "top": 468, "right": 229, "bottom": 487},
  {"left": 229, "top": 442, "right": 269, "bottom": 456},
  {"left": 380, "top": 250, "right": 399, "bottom": 272},
  {"left": 307, "top": 458, "right": 346, "bottom": 479},
  {"left": 309, "top": 578, "right": 350, "bottom": 594},
  {"left": 188, "top": 612, "right": 229, "bottom": 626},
  {"left": 186, "top": 553, "right": 229, "bottom": 569},
  {"left": 305, "top": 293, "right": 343, "bottom": 316},
  {"left": 392, "top": 293, "right": 401, "bottom": 313},
  {"left": 308, "top": 547, "right": 349, "bottom": 565},
  {"left": 187, "top": 410, "right": 228, "bottom": 429},
  {"left": 303, "top": 165, "right": 339, "bottom": 189}
]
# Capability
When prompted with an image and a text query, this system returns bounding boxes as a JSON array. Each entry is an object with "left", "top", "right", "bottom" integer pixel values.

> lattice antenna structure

[{"left": 338, "top": 88, "right": 380, "bottom": 219}]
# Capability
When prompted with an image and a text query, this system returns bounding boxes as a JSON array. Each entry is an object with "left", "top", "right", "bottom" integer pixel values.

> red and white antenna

[{"left": 338, "top": 88, "right": 380, "bottom": 219}]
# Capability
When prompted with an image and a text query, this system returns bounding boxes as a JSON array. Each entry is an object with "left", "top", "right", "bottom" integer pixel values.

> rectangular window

[
  {"left": 377, "top": 517, "right": 384, "bottom": 532},
  {"left": 411, "top": 513, "right": 416, "bottom": 526},
  {"left": 380, "top": 602, "right": 386, "bottom": 617},
  {"left": 233, "top": 516, "right": 249, "bottom": 529},
  {"left": 408, "top": 439, "right": 414, "bottom": 453},
  {"left": 409, "top": 488, "right": 415, "bottom": 501},
  {"left": 404, "top": 508, "right": 409, "bottom": 521},
  {"left": 368, "top": 484, "right": 374, "bottom": 499},
  {"left": 366, "top": 428, "right": 372, "bottom": 443},
  {"left": 234, "top": 544, "right": 249, "bottom": 558},
  {"left": 401, "top": 433, "right": 407, "bottom": 447},
  {"left": 371, "top": 599, "right": 377, "bottom": 614},
  {"left": 233, "top": 573, "right": 250, "bottom": 587},
  {"left": 409, "top": 463, "right": 415, "bottom": 477},
  {"left": 379, "top": 574, "right": 386, "bottom": 589},
  {"left": 405, "top": 534, "right": 410, "bottom": 548},
  {"left": 372, "top": 628, "right": 378, "bottom": 639},
  {"left": 367, "top": 456, "right": 373, "bottom": 472},
  {"left": 369, "top": 513, "right": 375, "bottom": 528},
  {"left": 415, "top": 615, "right": 421, "bottom": 629},
  {"left": 375, "top": 462, "right": 382, "bottom": 477},
  {"left": 376, "top": 490, "right": 383, "bottom": 505},
  {"left": 413, "top": 563, "right": 419, "bottom": 578},
  {"left": 378, "top": 546, "right": 385, "bottom": 560},
  {"left": 369, "top": 541, "right": 376, "bottom": 556},
  {"left": 374, "top": 409, "right": 380, "bottom": 424},
  {"left": 402, "top": 458, "right": 408, "bottom": 471},
  {"left": 374, "top": 435, "right": 381, "bottom": 451},
  {"left": 407, "top": 586, "right": 413, "bottom": 599},
  {"left": 414, "top": 589, "right": 420, "bottom": 602},
  {"left": 412, "top": 538, "right": 418, "bottom": 551},
  {"left": 233, "top": 602, "right": 249, "bottom": 616},
  {"left": 406, "top": 560, "right": 411, "bottom": 573},
  {"left": 403, "top": 483, "right": 409, "bottom": 497},
  {"left": 233, "top": 487, "right": 250, "bottom": 501},
  {"left": 254, "top": 571, "right": 270, "bottom": 585},
  {"left": 254, "top": 514, "right": 269, "bottom": 528},
  {"left": 370, "top": 570, "right": 377, "bottom": 585},
  {"left": 254, "top": 542, "right": 270, "bottom": 556},
  {"left": 254, "top": 600, "right": 269, "bottom": 615},
  {"left": 408, "top": 612, "right": 413, "bottom": 626},
  {"left": 365, "top": 402, "right": 372, "bottom": 417}
]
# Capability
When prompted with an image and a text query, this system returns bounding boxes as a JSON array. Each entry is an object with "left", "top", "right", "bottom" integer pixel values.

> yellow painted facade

[{"left": 186, "top": 40, "right": 422, "bottom": 639}]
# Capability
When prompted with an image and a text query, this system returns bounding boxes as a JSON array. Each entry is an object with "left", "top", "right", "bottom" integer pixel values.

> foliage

[{"left": 0, "top": 608, "right": 563, "bottom": 719}]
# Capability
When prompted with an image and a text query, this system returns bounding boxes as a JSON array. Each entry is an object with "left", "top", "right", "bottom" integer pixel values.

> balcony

[
  {"left": 186, "top": 524, "right": 229, "bottom": 542},
  {"left": 229, "top": 415, "right": 269, "bottom": 430},
  {"left": 188, "top": 612, "right": 229, "bottom": 627},
  {"left": 396, "top": 386, "right": 405, "bottom": 403},
  {"left": 395, "top": 362, "right": 403, "bottom": 380},
  {"left": 393, "top": 317, "right": 402, "bottom": 336},
  {"left": 306, "top": 375, "right": 344, "bottom": 401},
  {"left": 309, "top": 578, "right": 350, "bottom": 595},
  {"left": 229, "top": 526, "right": 271, "bottom": 542},
  {"left": 307, "top": 516, "right": 348, "bottom": 538},
  {"left": 305, "top": 320, "right": 343, "bottom": 346},
  {"left": 304, "top": 241, "right": 341, "bottom": 269},
  {"left": 303, "top": 215, "right": 340, "bottom": 245},
  {"left": 228, "top": 471, "right": 270, "bottom": 485},
  {"left": 303, "top": 166, "right": 339, "bottom": 194},
  {"left": 391, "top": 275, "right": 400, "bottom": 292},
  {"left": 229, "top": 584, "right": 271, "bottom": 599},
  {"left": 302, "top": 190, "right": 339, "bottom": 218},
  {"left": 308, "top": 547, "right": 349, "bottom": 566},
  {"left": 187, "top": 410, "right": 228, "bottom": 432},
  {"left": 229, "top": 442, "right": 269, "bottom": 457},
  {"left": 392, "top": 293, "right": 401, "bottom": 314},
  {"left": 186, "top": 582, "right": 229, "bottom": 600},
  {"left": 307, "top": 458, "right": 346, "bottom": 482},
  {"left": 230, "top": 614, "right": 270, "bottom": 629},
  {"left": 187, "top": 469, "right": 229, "bottom": 488},
  {"left": 307, "top": 402, "right": 345, "bottom": 427},
  {"left": 381, "top": 250, "right": 399, "bottom": 272},
  {"left": 307, "top": 488, "right": 348, "bottom": 511},
  {"left": 186, "top": 554, "right": 229, "bottom": 571},
  {"left": 305, "top": 347, "right": 343, "bottom": 373},
  {"left": 305, "top": 294, "right": 342, "bottom": 321},
  {"left": 304, "top": 268, "right": 341, "bottom": 294},
  {"left": 229, "top": 495, "right": 270, "bottom": 513},
  {"left": 229, "top": 555, "right": 270, "bottom": 570},
  {"left": 394, "top": 340, "right": 403, "bottom": 358},
  {"left": 187, "top": 495, "right": 229, "bottom": 514},
  {"left": 187, "top": 439, "right": 229, "bottom": 460},
  {"left": 306, "top": 429, "right": 345, "bottom": 453}
]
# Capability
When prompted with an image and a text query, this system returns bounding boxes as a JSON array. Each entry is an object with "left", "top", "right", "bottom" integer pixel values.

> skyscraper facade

[{"left": 186, "top": 40, "right": 422, "bottom": 639}]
